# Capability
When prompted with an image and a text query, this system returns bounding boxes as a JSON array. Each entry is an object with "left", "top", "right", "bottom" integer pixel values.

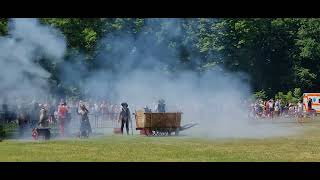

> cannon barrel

[{"left": 179, "top": 122, "right": 198, "bottom": 131}]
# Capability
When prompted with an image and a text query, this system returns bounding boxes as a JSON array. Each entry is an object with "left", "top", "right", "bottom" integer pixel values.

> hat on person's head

[{"left": 121, "top": 102, "right": 128, "bottom": 107}]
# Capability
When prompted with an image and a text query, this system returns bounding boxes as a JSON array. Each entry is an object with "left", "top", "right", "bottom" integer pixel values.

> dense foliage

[{"left": 1, "top": 18, "right": 319, "bottom": 100}]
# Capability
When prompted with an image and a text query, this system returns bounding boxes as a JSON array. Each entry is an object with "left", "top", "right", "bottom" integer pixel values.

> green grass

[{"left": 2, "top": 121, "right": 320, "bottom": 161}]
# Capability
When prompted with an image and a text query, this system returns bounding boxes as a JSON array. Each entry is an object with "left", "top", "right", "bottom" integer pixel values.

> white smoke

[
  {"left": 0, "top": 18, "right": 299, "bottom": 139},
  {"left": 71, "top": 18, "right": 300, "bottom": 138},
  {"left": 0, "top": 18, "right": 66, "bottom": 103}
]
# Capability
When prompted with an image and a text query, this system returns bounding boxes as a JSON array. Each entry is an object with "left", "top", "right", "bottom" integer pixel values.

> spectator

[
  {"left": 274, "top": 99, "right": 280, "bottom": 117},
  {"left": 308, "top": 98, "right": 313, "bottom": 112},
  {"left": 268, "top": 100, "right": 274, "bottom": 118},
  {"left": 57, "top": 100, "right": 68, "bottom": 137}
]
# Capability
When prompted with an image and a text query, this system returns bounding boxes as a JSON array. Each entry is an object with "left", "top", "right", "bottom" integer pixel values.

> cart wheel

[
  {"left": 151, "top": 129, "right": 156, "bottom": 136},
  {"left": 154, "top": 130, "right": 162, "bottom": 136}
]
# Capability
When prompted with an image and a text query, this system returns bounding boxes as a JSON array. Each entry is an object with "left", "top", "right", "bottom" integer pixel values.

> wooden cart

[{"left": 134, "top": 110, "right": 182, "bottom": 136}]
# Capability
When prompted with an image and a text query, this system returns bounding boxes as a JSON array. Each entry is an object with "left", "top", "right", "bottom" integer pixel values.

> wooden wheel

[
  {"left": 151, "top": 129, "right": 158, "bottom": 136},
  {"left": 156, "top": 130, "right": 161, "bottom": 136},
  {"left": 161, "top": 131, "right": 167, "bottom": 136}
]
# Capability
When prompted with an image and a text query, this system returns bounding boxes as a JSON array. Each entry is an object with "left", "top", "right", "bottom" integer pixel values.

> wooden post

[
  {"left": 150, "top": 113, "right": 152, "bottom": 133},
  {"left": 175, "top": 112, "right": 177, "bottom": 128}
]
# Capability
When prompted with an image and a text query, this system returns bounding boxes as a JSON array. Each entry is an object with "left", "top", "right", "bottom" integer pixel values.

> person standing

[
  {"left": 268, "top": 99, "right": 274, "bottom": 118},
  {"left": 78, "top": 103, "right": 92, "bottom": 138},
  {"left": 156, "top": 99, "right": 166, "bottom": 113},
  {"left": 39, "top": 104, "right": 49, "bottom": 128},
  {"left": 308, "top": 98, "right": 313, "bottom": 112},
  {"left": 57, "top": 100, "right": 68, "bottom": 137},
  {"left": 278, "top": 99, "right": 283, "bottom": 116},
  {"left": 100, "top": 100, "right": 108, "bottom": 120},
  {"left": 265, "top": 101, "right": 269, "bottom": 118},
  {"left": 48, "top": 103, "right": 56, "bottom": 124},
  {"left": 274, "top": 100, "right": 279, "bottom": 117},
  {"left": 144, "top": 105, "right": 152, "bottom": 113},
  {"left": 118, "top": 102, "right": 131, "bottom": 135}
]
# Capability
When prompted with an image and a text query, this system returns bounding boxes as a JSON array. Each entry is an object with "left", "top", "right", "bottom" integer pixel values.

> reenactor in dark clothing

[
  {"left": 307, "top": 98, "right": 317, "bottom": 117},
  {"left": 308, "top": 98, "right": 313, "bottom": 112},
  {"left": 78, "top": 103, "right": 92, "bottom": 138},
  {"left": 118, "top": 102, "right": 131, "bottom": 135},
  {"left": 144, "top": 106, "right": 152, "bottom": 113},
  {"left": 156, "top": 99, "right": 166, "bottom": 113},
  {"left": 48, "top": 103, "right": 56, "bottom": 124}
]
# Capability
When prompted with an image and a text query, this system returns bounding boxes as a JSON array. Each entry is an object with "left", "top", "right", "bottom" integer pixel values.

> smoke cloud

[
  {"left": 1, "top": 18, "right": 300, "bottom": 139},
  {"left": 68, "top": 18, "right": 299, "bottom": 138},
  {"left": 0, "top": 18, "right": 66, "bottom": 104}
]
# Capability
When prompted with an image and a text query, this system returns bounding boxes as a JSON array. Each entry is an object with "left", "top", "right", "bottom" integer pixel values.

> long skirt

[{"left": 80, "top": 119, "right": 92, "bottom": 136}]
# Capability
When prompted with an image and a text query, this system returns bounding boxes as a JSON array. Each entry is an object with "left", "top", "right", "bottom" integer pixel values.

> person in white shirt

[{"left": 274, "top": 100, "right": 280, "bottom": 117}]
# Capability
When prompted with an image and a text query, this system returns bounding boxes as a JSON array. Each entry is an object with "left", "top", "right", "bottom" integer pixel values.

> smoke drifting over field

[
  {"left": 0, "top": 18, "right": 66, "bottom": 103},
  {"left": 79, "top": 19, "right": 298, "bottom": 138},
  {"left": 1, "top": 18, "right": 299, "bottom": 138}
]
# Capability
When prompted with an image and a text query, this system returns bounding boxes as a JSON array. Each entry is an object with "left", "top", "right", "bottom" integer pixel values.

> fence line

[{"left": 0, "top": 112, "right": 122, "bottom": 138}]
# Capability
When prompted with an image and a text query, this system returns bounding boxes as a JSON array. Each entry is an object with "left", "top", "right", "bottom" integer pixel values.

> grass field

[{"left": 2, "top": 120, "right": 320, "bottom": 161}]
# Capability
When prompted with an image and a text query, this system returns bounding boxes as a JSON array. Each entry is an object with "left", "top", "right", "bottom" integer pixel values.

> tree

[
  {"left": 1, "top": 18, "right": 320, "bottom": 99},
  {"left": 254, "top": 90, "right": 267, "bottom": 100},
  {"left": 0, "top": 18, "right": 8, "bottom": 36},
  {"left": 293, "top": 87, "right": 302, "bottom": 103},
  {"left": 293, "top": 88, "right": 302, "bottom": 98},
  {"left": 275, "top": 92, "right": 286, "bottom": 102},
  {"left": 285, "top": 91, "right": 294, "bottom": 103}
]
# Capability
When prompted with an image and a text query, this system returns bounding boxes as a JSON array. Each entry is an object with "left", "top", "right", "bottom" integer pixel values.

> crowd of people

[
  {"left": 1, "top": 97, "right": 168, "bottom": 139},
  {"left": 249, "top": 98, "right": 316, "bottom": 119},
  {"left": 0, "top": 98, "right": 124, "bottom": 138}
]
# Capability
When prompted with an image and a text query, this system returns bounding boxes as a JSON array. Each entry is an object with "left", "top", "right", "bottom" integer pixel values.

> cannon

[
  {"left": 32, "top": 128, "right": 51, "bottom": 140},
  {"left": 134, "top": 110, "right": 197, "bottom": 136}
]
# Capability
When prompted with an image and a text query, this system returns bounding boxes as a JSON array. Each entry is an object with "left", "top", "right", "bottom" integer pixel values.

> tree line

[{"left": 0, "top": 18, "right": 319, "bottom": 99}]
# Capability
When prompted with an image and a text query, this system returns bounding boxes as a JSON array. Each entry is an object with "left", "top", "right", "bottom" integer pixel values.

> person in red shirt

[{"left": 58, "top": 101, "right": 68, "bottom": 137}]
